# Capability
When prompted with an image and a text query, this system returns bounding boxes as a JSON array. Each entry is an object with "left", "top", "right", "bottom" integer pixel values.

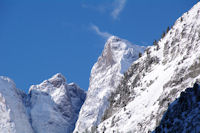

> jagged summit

[
  {"left": 29, "top": 73, "right": 67, "bottom": 93},
  {"left": 74, "top": 36, "right": 145, "bottom": 132},
  {"left": 106, "top": 35, "right": 137, "bottom": 49},
  {"left": 29, "top": 73, "right": 86, "bottom": 133},
  {"left": 96, "top": 35, "right": 145, "bottom": 74},
  {"left": 106, "top": 35, "right": 121, "bottom": 43},
  {"left": 49, "top": 73, "right": 66, "bottom": 84},
  {"left": 47, "top": 73, "right": 66, "bottom": 88}
]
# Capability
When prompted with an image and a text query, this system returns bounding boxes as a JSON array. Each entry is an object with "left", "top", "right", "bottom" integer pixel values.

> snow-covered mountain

[
  {"left": 29, "top": 73, "right": 86, "bottom": 133},
  {"left": 74, "top": 36, "right": 145, "bottom": 132},
  {"left": 96, "top": 2, "right": 200, "bottom": 133},
  {"left": 0, "top": 74, "right": 85, "bottom": 133},
  {"left": 1, "top": 2, "right": 200, "bottom": 133},
  {"left": 0, "top": 76, "right": 34, "bottom": 133}
]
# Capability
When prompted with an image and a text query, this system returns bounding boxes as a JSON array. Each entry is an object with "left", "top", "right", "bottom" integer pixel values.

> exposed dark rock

[{"left": 154, "top": 82, "right": 200, "bottom": 133}]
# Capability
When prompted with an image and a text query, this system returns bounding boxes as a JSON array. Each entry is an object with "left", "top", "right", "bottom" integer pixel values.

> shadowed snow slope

[
  {"left": 0, "top": 76, "right": 34, "bottom": 133},
  {"left": 74, "top": 36, "right": 145, "bottom": 132},
  {"left": 97, "top": 2, "right": 200, "bottom": 133},
  {"left": 29, "top": 73, "right": 86, "bottom": 133}
]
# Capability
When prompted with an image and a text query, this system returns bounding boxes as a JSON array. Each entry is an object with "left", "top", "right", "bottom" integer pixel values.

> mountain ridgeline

[
  {"left": 0, "top": 74, "right": 86, "bottom": 133},
  {"left": 0, "top": 2, "right": 200, "bottom": 133}
]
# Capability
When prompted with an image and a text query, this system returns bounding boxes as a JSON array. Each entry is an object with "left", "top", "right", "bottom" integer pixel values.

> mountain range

[{"left": 0, "top": 2, "right": 200, "bottom": 133}]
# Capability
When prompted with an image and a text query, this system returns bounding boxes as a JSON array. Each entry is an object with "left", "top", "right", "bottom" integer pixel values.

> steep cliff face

[
  {"left": 29, "top": 73, "right": 86, "bottom": 133},
  {"left": 97, "top": 2, "right": 200, "bottom": 133},
  {"left": 74, "top": 36, "right": 145, "bottom": 132},
  {"left": 0, "top": 76, "right": 34, "bottom": 133}
]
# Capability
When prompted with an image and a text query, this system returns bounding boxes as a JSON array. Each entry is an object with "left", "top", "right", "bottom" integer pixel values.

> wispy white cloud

[
  {"left": 111, "top": 0, "right": 127, "bottom": 19},
  {"left": 82, "top": 1, "right": 127, "bottom": 20},
  {"left": 90, "top": 24, "right": 112, "bottom": 39},
  {"left": 81, "top": 3, "right": 107, "bottom": 13}
]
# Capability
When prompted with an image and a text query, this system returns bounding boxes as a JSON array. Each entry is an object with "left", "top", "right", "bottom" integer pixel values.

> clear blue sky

[{"left": 0, "top": 0, "right": 197, "bottom": 92}]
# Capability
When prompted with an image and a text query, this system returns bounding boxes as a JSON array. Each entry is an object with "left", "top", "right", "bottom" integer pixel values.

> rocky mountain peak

[
  {"left": 48, "top": 73, "right": 66, "bottom": 88},
  {"left": 107, "top": 36, "right": 121, "bottom": 43},
  {"left": 73, "top": 36, "right": 145, "bottom": 133},
  {"left": 49, "top": 73, "right": 66, "bottom": 82},
  {"left": 29, "top": 73, "right": 67, "bottom": 94},
  {"left": 28, "top": 73, "right": 85, "bottom": 133},
  {"left": 101, "top": 36, "right": 139, "bottom": 65}
]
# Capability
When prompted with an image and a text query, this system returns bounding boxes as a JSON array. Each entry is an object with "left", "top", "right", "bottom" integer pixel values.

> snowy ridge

[
  {"left": 0, "top": 76, "right": 34, "bottom": 133},
  {"left": 0, "top": 74, "right": 85, "bottom": 133},
  {"left": 97, "top": 2, "right": 200, "bottom": 133},
  {"left": 74, "top": 36, "right": 145, "bottom": 132}
]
